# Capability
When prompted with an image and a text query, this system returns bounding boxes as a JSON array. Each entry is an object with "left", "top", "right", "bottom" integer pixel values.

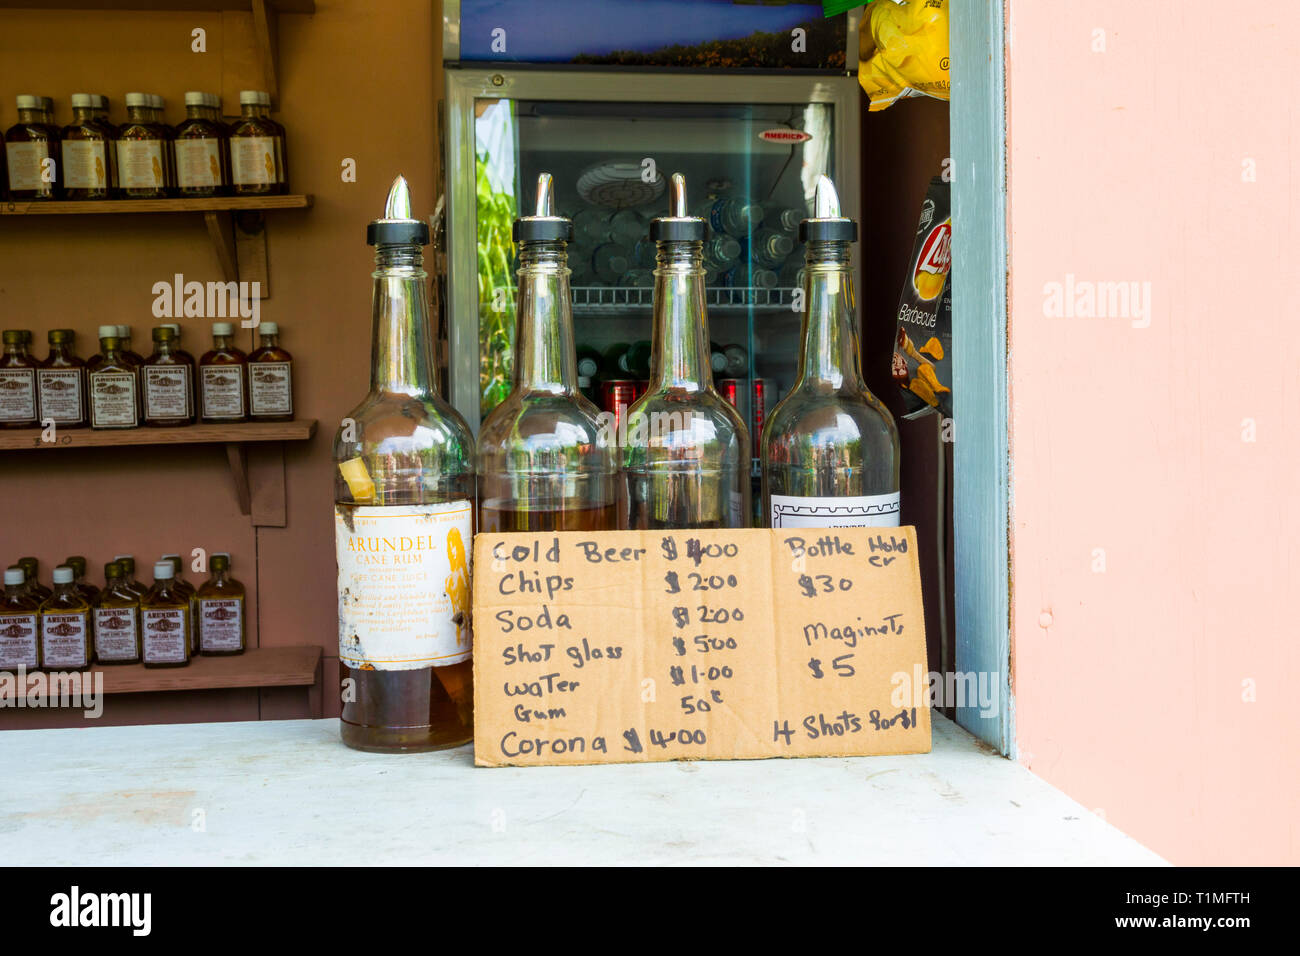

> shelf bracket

[
  {"left": 225, "top": 442, "right": 252, "bottom": 516},
  {"left": 203, "top": 211, "right": 239, "bottom": 283},
  {"left": 252, "top": 0, "right": 281, "bottom": 103}
]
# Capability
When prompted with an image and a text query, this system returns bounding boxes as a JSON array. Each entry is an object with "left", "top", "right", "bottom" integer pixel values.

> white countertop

[{"left": 0, "top": 713, "right": 1165, "bottom": 865}]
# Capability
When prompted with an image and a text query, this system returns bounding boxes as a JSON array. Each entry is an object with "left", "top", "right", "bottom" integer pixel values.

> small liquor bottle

[
  {"left": 174, "top": 92, "right": 227, "bottom": 197},
  {"left": 89, "top": 96, "right": 119, "bottom": 195},
  {"left": 113, "top": 555, "right": 149, "bottom": 599},
  {"left": 140, "top": 561, "right": 190, "bottom": 668},
  {"left": 0, "top": 329, "right": 40, "bottom": 428},
  {"left": 142, "top": 327, "right": 193, "bottom": 427},
  {"left": 60, "top": 94, "right": 111, "bottom": 200},
  {"left": 38, "top": 329, "right": 87, "bottom": 430},
  {"left": 4, "top": 95, "right": 60, "bottom": 201},
  {"left": 63, "top": 556, "right": 100, "bottom": 605},
  {"left": 161, "top": 323, "right": 198, "bottom": 421},
  {"left": 196, "top": 553, "right": 245, "bottom": 656},
  {"left": 247, "top": 322, "right": 293, "bottom": 421},
  {"left": 115, "top": 93, "right": 168, "bottom": 198},
  {"left": 39, "top": 567, "right": 92, "bottom": 672},
  {"left": 199, "top": 322, "right": 248, "bottom": 422},
  {"left": 17, "top": 557, "right": 52, "bottom": 604},
  {"left": 477, "top": 173, "right": 619, "bottom": 534},
  {"left": 229, "top": 91, "right": 282, "bottom": 195},
  {"left": 115, "top": 325, "right": 144, "bottom": 367},
  {"left": 762, "top": 175, "right": 900, "bottom": 529},
  {"left": 162, "top": 554, "right": 198, "bottom": 656},
  {"left": 0, "top": 567, "right": 40, "bottom": 672},
  {"left": 87, "top": 334, "right": 140, "bottom": 429},
  {"left": 258, "top": 92, "right": 289, "bottom": 193},
  {"left": 94, "top": 561, "right": 141, "bottom": 665},
  {"left": 148, "top": 94, "right": 177, "bottom": 194}
]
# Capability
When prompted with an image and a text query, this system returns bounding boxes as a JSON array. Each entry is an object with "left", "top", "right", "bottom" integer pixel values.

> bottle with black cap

[
  {"left": 477, "top": 173, "right": 619, "bottom": 535},
  {"left": 332, "top": 175, "right": 475, "bottom": 753},
  {"left": 624, "top": 173, "right": 751, "bottom": 529},
  {"left": 761, "top": 174, "right": 900, "bottom": 530}
]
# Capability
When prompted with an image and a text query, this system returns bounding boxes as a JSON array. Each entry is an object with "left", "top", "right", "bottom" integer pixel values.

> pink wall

[{"left": 1006, "top": 0, "right": 1299, "bottom": 864}]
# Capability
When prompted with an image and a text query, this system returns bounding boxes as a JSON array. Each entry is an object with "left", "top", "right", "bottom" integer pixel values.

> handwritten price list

[{"left": 471, "top": 528, "right": 931, "bottom": 767}]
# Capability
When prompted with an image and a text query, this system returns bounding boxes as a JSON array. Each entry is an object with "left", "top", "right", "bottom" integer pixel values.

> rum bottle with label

[
  {"left": 113, "top": 555, "right": 148, "bottom": 599},
  {"left": 199, "top": 322, "right": 248, "bottom": 422},
  {"left": 174, "top": 92, "right": 227, "bottom": 197},
  {"left": 60, "top": 94, "right": 111, "bottom": 200},
  {"left": 333, "top": 175, "right": 475, "bottom": 752},
  {"left": 142, "top": 326, "right": 193, "bottom": 427},
  {"left": 115, "top": 93, "right": 167, "bottom": 198},
  {"left": 229, "top": 91, "right": 281, "bottom": 195},
  {"left": 624, "top": 174, "right": 751, "bottom": 529},
  {"left": 38, "top": 329, "right": 86, "bottom": 430},
  {"left": 247, "top": 322, "right": 293, "bottom": 421},
  {"left": 161, "top": 323, "right": 197, "bottom": 421},
  {"left": 196, "top": 554, "right": 245, "bottom": 655},
  {"left": 87, "top": 334, "right": 139, "bottom": 429},
  {"left": 477, "top": 173, "right": 619, "bottom": 533},
  {"left": 0, "top": 567, "right": 40, "bottom": 672},
  {"left": 39, "top": 567, "right": 91, "bottom": 672},
  {"left": 63, "top": 556, "right": 100, "bottom": 605},
  {"left": 4, "top": 95, "right": 60, "bottom": 201},
  {"left": 0, "top": 329, "right": 40, "bottom": 429},
  {"left": 162, "top": 554, "right": 198, "bottom": 655},
  {"left": 17, "top": 557, "right": 51, "bottom": 604},
  {"left": 762, "top": 176, "right": 900, "bottom": 529},
  {"left": 140, "top": 561, "right": 190, "bottom": 668},
  {"left": 94, "top": 561, "right": 141, "bottom": 665}
]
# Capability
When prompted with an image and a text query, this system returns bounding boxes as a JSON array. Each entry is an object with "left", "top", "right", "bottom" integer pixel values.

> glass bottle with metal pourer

[
  {"left": 762, "top": 175, "right": 900, "bottom": 529},
  {"left": 333, "top": 175, "right": 476, "bottom": 753},
  {"left": 624, "top": 173, "right": 751, "bottom": 529},
  {"left": 477, "top": 173, "right": 618, "bottom": 533}
]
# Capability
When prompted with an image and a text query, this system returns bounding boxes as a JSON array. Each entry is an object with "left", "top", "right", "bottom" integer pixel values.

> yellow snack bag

[{"left": 859, "top": 0, "right": 950, "bottom": 111}]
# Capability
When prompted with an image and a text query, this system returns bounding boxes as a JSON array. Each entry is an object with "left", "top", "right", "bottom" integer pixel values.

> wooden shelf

[
  {"left": 0, "top": 418, "right": 314, "bottom": 451},
  {"left": 0, "top": 195, "right": 312, "bottom": 216},
  {"left": 0, "top": 2, "right": 315, "bottom": 18},
  {"left": 17, "top": 645, "right": 322, "bottom": 700}
]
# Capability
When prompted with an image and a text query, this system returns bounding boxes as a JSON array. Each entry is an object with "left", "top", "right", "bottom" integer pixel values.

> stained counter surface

[{"left": 0, "top": 714, "right": 1165, "bottom": 865}]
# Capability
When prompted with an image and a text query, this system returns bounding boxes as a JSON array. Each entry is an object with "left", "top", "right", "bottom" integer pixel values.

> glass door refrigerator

[{"left": 441, "top": 2, "right": 861, "bottom": 518}]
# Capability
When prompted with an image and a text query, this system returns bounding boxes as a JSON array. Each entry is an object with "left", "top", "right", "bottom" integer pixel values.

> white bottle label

[
  {"left": 175, "top": 139, "right": 223, "bottom": 188},
  {"left": 144, "top": 365, "right": 190, "bottom": 420},
  {"left": 89, "top": 371, "right": 138, "bottom": 428},
  {"left": 62, "top": 140, "right": 108, "bottom": 189},
  {"left": 769, "top": 492, "right": 902, "bottom": 529},
  {"left": 201, "top": 365, "right": 244, "bottom": 418},
  {"left": 142, "top": 607, "right": 188, "bottom": 664},
  {"left": 0, "top": 613, "right": 39, "bottom": 669},
  {"left": 249, "top": 361, "right": 292, "bottom": 415},
  {"left": 37, "top": 368, "right": 83, "bottom": 423},
  {"left": 0, "top": 368, "right": 37, "bottom": 422},
  {"left": 116, "top": 140, "right": 165, "bottom": 189},
  {"left": 198, "top": 599, "right": 242, "bottom": 652},
  {"left": 231, "top": 136, "right": 275, "bottom": 185},
  {"left": 4, "top": 141, "right": 50, "bottom": 191},
  {"left": 41, "top": 612, "right": 90, "bottom": 669},
  {"left": 335, "top": 502, "right": 474, "bottom": 670},
  {"left": 94, "top": 606, "right": 139, "bottom": 661}
]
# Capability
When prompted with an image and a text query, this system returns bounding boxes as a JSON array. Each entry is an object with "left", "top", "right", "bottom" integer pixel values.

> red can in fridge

[
  {"left": 751, "top": 378, "right": 769, "bottom": 455},
  {"left": 719, "top": 378, "right": 770, "bottom": 456},
  {"left": 601, "top": 379, "right": 638, "bottom": 444}
]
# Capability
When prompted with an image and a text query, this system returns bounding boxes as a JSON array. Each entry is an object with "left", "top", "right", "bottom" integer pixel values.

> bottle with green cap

[
  {"left": 247, "top": 321, "right": 293, "bottom": 420},
  {"left": 333, "top": 175, "right": 475, "bottom": 752},
  {"left": 17, "top": 557, "right": 51, "bottom": 604},
  {"left": 140, "top": 561, "right": 190, "bottom": 667},
  {"left": 38, "top": 329, "right": 87, "bottom": 429},
  {"left": 115, "top": 326, "right": 144, "bottom": 367},
  {"left": 161, "top": 554, "right": 198, "bottom": 655},
  {"left": 61, "top": 94, "right": 111, "bottom": 200},
  {"left": 624, "top": 172, "right": 751, "bottom": 529},
  {"left": 196, "top": 554, "right": 246, "bottom": 655},
  {"left": 142, "top": 326, "right": 192, "bottom": 427},
  {"left": 0, "top": 567, "right": 40, "bottom": 670},
  {"left": 113, "top": 555, "right": 148, "bottom": 599},
  {"left": 94, "top": 561, "right": 141, "bottom": 665},
  {"left": 0, "top": 329, "right": 40, "bottom": 428},
  {"left": 63, "top": 556, "right": 100, "bottom": 604},
  {"left": 199, "top": 322, "right": 248, "bottom": 422},
  {"left": 39, "top": 566, "right": 91, "bottom": 672},
  {"left": 87, "top": 331, "right": 139, "bottom": 429},
  {"left": 762, "top": 174, "right": 900, "bottom": 530},
  {"left": 4, "top": 95, "right": 60, "bottom": 201}
]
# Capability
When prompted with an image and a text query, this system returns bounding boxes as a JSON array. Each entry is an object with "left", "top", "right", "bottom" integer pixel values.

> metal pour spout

[
  {"left": 384, "top": 175, "right": 413, "bottom": 220},
  {"left": 813, "top": 174, "right": 841, "bottom": 219},
  {"left": 670, "top": 172, "right": 688, "bottom": 217},
  {"left": 534, "top": 172, "right": 553, "bottom": 217}
]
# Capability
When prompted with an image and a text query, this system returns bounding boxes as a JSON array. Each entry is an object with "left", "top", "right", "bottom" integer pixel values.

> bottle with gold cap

[
  {"left": 63, "top": 556, "right": 100, "bottom": 605},
  {"left": 142, "top": 326, "right": 193, "bottom": 427},
  {"left": 0, "top": 329, "right": 40, "bottom": 429},
  {"left": 113, "top": 555, "right": 148, "bottom": 599},
  {"left": 94, "top": 561, "right": 141, "bottom": 665},
  {"left": 161, "top": 554, "right": 198, "bottom": 655},
  {"left": 38, "top": 329, "right": 87, "bottom": 429},
  {"left": 247, "top": 322, "right": 293, "bottom": 421},
  {"left": 17, "top": 557, "right": 51, "bottom": 605},
  {"left": 0, "top": 567, "right": 40, "bottom": 671},
  {"left": 115, "top": 325, "right": 144, "bottom": 367},
  {"left": 196, "top": 553, "right": 245, "bottom": 655},
  {"left": 39, "top": 567, "right": 91, "bottom": 671},
  {"left": 333, "top": 175, "right": 475, "bottom": 753},
  {"left": 140, "top": 561, "right": 190, "bottom": 667},
  {"left": 87, "top": 331, "right": 139, "bottom": 429},
  {"left": 199, "top": 322, "right": 248, "bottom": 422}
]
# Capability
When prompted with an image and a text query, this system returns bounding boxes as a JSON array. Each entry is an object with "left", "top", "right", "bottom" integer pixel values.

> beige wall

[{"left": 0, "top": 0, "right": 443, "bottom": 726}]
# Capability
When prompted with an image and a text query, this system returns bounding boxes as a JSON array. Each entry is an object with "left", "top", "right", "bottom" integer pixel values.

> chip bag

[
  {"left": 859, "top": 0, "right": 950, "bottom": 111},
  {"left": 892, "top": 177, "right": 952, "bottom": 419}
]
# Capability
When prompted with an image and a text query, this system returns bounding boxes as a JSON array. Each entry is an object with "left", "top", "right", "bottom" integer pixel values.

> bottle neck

[
  {"left": 72, "top": 106, "right": 94, "bottom": 123},
  {"left": 186, "top": 105, "right": 204, "bottom": 119},
  {"left": 212, "top": 568, "right": 229, "bottom": 585},
  {"left": 53, "top": 582, "right": 77, "bottom": 600},
  {"left": 213, "top": 334, "right": 233, "bottom": 350},
  {"left": 258, "top": 333, "right": 279, "bottom": 349},
  {"left": 796, "top": 241, "right": 862, "bottom": 390},
  {"left": 48, "top": 342, "right": 70, "bottom": 359},
  {"left": 127, "top": 105, "right": 149, "bottom": 122},
  {"left": 4, "top": 584, "right": 24, "bottom": 599},
  {"left": 152, "top": 340, "right": 174, "bottom": 358},
  {"left": 650, "top": 240, "right": 711, "bottom": 392},
  {"left": 99, "top": 340, "right": 119, "bottom": 360},
  {"left": 17, "top": 108, "right": 41, "bottom": 124},
  {"left": 369, "top": 245, "right": 436, "bottom": 397},
  {"left": 241, "top": 103, "right": 266, "bottom": 119},
  {"left": 513, "top": 241, "right": 577, "bottom": 394},
  {"left": 4, "top": 343, "right": 23, "bottom": 358}
]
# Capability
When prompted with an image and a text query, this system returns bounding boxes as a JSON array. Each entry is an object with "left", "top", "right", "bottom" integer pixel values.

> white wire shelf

[{"left": 570, "top": 286, "right": 798, "bottom": 312}]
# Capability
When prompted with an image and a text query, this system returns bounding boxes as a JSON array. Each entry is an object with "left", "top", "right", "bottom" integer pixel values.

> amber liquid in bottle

[
  {"left": 174, "top": 93, "right": 227, "bottom": 197},
  {"left": 163, "top": 555, "right": 199, "bottom": 656},
  {"left": 94, "top": 561, "right": 142, "bottom": 665},
  {"left": 63, "top": 556, "right": 100, "bottom": 605},
  {"left": 38, "top": 329, "right": 87, "bottom": 429},
  {"left": 0, "top": 568, "right": 41, "bottom": 671},
  {"left": 140, "top": 562, "right": 190, "bottom": 668},
  {"left": 0, "top": 329, "right": 40, "bottom": 429},
  {"left": 196, "top": 554, "right": 246, "bottom": 655},
  {"left": 4, "top": 97, "right": 60, "bottom": 201},
  {"left": 61, "top": 97, "right": 111, "bottom": 200},
  {"left": 87, "top": 335, "right": 139, "bottom": 429},
  {"left": 142, "top": 327, "right": 193, "bottom": 427},
  {"left": 229, "top": 92, "right": 282, "bottom": 195},
  {"left": 199, "top": 323, "right": 248, "bottom": 422},
  {"left": 39, "top": 568, "right": 92, "bottom": 672},
  {"left": 115, "top": 95, "right": 168, "bottom": 199},
  {"left": 247, "top": 323, "right": 293, "bottom": 421}
]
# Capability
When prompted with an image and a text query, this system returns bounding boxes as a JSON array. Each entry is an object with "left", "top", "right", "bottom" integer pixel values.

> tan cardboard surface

[{"left": 472, "top": 527, "right": 931, "bottom": 766}]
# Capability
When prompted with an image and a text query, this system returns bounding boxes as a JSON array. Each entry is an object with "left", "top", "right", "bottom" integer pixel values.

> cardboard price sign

[{"left": 472, "top": 528, "right": 931, "bottom": 767}]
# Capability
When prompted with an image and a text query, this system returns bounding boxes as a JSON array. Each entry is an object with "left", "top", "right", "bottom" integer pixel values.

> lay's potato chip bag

[
  {"left": 892, "top": 177, "right": 952, "bottom": 419},
  {"left": 859, "top": 0, "right": 950, "bottom": 112}
]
